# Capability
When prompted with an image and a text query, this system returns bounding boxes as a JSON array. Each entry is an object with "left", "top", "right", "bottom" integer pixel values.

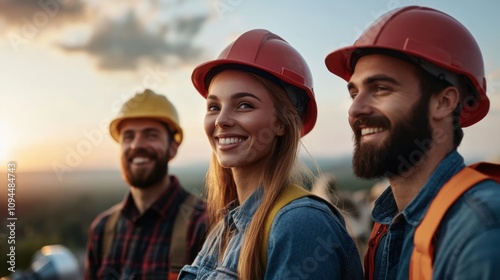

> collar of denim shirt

[
  {"left": 372, "top": 150, "right": 466, "bottom": 226},
  {"left": 226, "top": 186, "right": 264, "bottom": 233}
]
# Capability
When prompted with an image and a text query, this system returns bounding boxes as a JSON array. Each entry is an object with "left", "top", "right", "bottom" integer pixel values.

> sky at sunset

[{"left": 1, "top": 0, "right": 499, "bottom": 180}]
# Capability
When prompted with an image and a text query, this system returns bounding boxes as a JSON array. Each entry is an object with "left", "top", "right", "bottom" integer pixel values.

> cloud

[
  {"left": 0, "top": 0, "right": 88, "bottom": 53},
  {"left": 0, "top": 0, "right": 87, "bottom": 26},
  {"left": 0, "top": 0, "right": 209, "bottom": 71},
  {"left": 60, "top": 11, "right": 207, "bottom": 71},
  {"left": 59, "top": 5, "right": 208, "bottom": 71}
]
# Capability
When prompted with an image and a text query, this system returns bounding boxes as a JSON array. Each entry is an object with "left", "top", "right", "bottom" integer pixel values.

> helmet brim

[
  {"left": 109, "top": 116, "right": 183, "bottom": 144},
  {"left": 192, "top": 59, "right": 317, "bottom": 136}
]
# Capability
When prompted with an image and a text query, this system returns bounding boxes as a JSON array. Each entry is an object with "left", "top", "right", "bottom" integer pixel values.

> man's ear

[
  {"left": 430, "top": 86, "right": 460, "bottom": 121},
  {"left": 168, "top": 141, "right": 179, "bottom": 160}
]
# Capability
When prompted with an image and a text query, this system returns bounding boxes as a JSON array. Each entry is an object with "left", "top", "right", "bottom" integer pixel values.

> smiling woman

[{"left": 179, "top": 28, "right": 363, "bottom": 280}]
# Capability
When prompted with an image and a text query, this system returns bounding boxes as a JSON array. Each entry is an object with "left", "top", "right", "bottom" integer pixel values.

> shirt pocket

[
  {"left": 178, "top": 265, "right": 238, "bottom": 280},
  {"left": 212, "top": 266, "right": 239, "bottom": 279},
  {"left": 178, "top": 265, "right": 197, "bottom": 280}
]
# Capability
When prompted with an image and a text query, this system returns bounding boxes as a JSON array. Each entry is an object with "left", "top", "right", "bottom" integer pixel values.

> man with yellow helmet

[{"left": 84, "top": 89, "right": 207, "bottom": 280}]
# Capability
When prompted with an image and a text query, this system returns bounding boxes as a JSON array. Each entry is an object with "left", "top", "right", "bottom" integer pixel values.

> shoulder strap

[
  {"left": 410, "top": 162, "right": 500, "bottom": 280},
  {"left": 261, "top": 185, "right": 310, "bottom": 268},
  {"left": 364, "top": 222, "right": 388, "bottom": 280},
  {"left": 169, "top": 193, "right": 199, "bottom": 274},
  {"left": 261, "top": 184, "right": 333, "bottom": 269},
  {"left": 101, "top": 203, "right": 122, "bottom": 260},
  {"left": 100, "top": 195, "right": 199, "bottom": 278}
]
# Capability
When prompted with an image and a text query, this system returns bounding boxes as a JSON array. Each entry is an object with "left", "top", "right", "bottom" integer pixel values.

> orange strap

[
  {"left": 410, "top": 162, "right": 500, "bottom": 280},
  {"left": 364, "top": 222, "right": 388, "bottom": 280},
  {"left": 168, "top": 272, "right": 179, "bottom": 280}
]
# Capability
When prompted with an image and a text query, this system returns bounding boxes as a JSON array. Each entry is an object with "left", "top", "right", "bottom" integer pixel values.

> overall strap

[
  {"left": 101, "top": 203, "right": 122, "bottom": 260},
  {"left": 169, "top": 193, "right": 199, "bottom": 277},
  {"left": 260, "top": 184, "right": 311, "bottom": 269},
  {"left": 410, "top": 162, "right": 500, "bottom": 280},
  {"left": 101, "top": 194, "right": 200, "bottom": 279},
  {"left": 260, "top": 184, "right": 341, "bottom": 270}
]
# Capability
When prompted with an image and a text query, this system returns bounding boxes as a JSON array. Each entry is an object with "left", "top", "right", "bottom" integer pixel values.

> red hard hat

[
  {"left": 192, "top": 29, "right": 317, "bottom": 136},
  {"left": 325, "top": 6, "right": 489, "bottom": 127}
]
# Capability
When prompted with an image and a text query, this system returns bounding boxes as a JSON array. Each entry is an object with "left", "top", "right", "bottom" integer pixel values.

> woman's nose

[{"left": 215, "top": 108, "right": 235, "bottom": 128}]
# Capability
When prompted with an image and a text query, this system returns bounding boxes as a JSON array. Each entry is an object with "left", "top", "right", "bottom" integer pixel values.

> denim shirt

[
  {"left": 371, "top": 150, "right": 500, "bottom": 279},
  {"left": 179, "top": 187, "right": 363, "bottom": 279}
]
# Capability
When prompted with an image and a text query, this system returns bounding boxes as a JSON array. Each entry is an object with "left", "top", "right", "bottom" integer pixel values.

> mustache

[
  {"left": 125, "top": 147, "right": 156, "bottom": 161},
  {"left": 352, "top": 116, "right": 391, "bottom": 139}
]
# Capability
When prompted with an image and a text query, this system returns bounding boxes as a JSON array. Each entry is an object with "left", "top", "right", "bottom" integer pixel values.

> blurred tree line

[{"left": 0, "top": 158, "right": 374, "bottom": 277}]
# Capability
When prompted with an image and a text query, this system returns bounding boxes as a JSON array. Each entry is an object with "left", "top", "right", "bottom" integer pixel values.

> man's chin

[
  {"left": 128, "top": 177, "right": 158, "bottom": 189},
  {"left": 124, "top": 170, "right": 153, "bottom": 188},
  {"left": 121, "top": 154, "right": 169, "bottom": 188},
  {"left": 352, "top": 145, "right": 389, "bottom": 179},
  {"left": 353, "top": 167, "right": 387, "bottom": 180}
]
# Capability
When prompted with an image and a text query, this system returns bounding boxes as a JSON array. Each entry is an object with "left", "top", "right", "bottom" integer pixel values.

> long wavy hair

[{"left": 204, "top": 72, "right": 308, "bottom": 279}]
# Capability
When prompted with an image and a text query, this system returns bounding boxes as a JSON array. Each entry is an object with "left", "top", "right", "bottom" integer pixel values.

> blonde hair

[{"left": 204, "top": 72, "right": 308, "bottom": 279}]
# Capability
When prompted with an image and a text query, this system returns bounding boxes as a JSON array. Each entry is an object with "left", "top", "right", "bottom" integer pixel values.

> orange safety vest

[{"left": 364, "top": 162, "right": 500, "bottom": 280}]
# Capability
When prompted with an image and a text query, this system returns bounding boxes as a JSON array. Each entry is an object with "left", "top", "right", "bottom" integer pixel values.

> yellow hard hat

[{"left": 109, "top": 89, "right": 183, "bottom": 144}]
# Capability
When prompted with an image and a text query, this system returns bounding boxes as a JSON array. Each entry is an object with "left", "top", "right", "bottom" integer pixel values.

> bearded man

[
  {"left": 326, "top": 6, "right": 500, "bottom": 280},
  {"left": 85, "top": 89, "right": 206, "bottom": 280}
]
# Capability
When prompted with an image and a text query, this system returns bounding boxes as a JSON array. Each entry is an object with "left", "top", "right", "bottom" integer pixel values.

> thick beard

[
  {"left": 121, "top": 147, "right": 169, "bottom": 189},
  {"left": 352, "top": 97, "right": 433, "bottom": 179}
]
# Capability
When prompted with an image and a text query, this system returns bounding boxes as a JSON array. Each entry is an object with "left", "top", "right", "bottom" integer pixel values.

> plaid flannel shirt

[{"left": 85, "top": 175, "right": 207, "bottom": 280}]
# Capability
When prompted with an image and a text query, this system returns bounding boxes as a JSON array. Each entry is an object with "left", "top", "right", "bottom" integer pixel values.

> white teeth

[
  {"left": 218, "top": 137, "right": 245, "bottom": 145},
  {"left": 132, "top": 157, "right": 150, "bottom": 164},
  {"left": 361, "top": 127, "right": 385, "bottom": 136}
]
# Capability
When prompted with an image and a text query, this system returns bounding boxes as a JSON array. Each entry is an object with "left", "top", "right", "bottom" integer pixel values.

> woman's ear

[
  {"left": 276, "top": 122, "right": 285, "bottom": 136},
  {"left": 430, "top": 86, "right": 460, "bottom": 122}
]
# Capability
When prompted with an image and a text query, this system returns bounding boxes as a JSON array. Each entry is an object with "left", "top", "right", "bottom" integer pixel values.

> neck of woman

[{"left": 232, "top": 167, "right": 265, "bottom": 204}]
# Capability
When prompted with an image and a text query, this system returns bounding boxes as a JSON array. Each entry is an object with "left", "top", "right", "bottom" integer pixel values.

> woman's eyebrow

[{"left": 207, "top": 92, "right": 262, "bottom": 102}]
